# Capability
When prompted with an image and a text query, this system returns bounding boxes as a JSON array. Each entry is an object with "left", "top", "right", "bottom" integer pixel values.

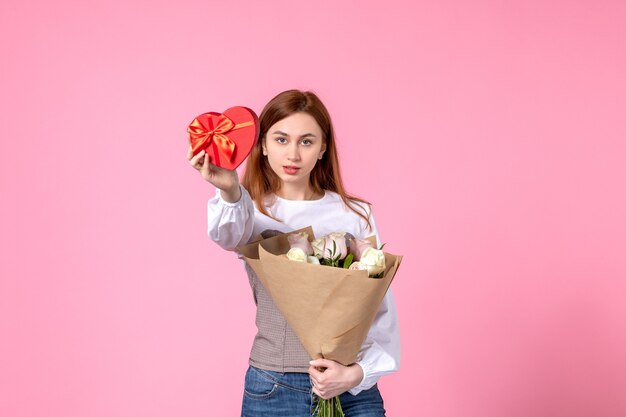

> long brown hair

[{"left": 241, "top": 89, "right": 372, "bottom": 230}]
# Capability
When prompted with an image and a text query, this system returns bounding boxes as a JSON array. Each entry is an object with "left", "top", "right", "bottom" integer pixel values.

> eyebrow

[{"left": 271, "top": 130, "right": 317, "bottom": 138}]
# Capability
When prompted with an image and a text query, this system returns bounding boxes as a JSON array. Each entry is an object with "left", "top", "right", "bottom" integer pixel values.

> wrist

[
  {"left": 220, "top": 184, "right": 241, "bottom": 203},
  {"left": 348, "top": 363, "right": 364, "bottom": 389}
]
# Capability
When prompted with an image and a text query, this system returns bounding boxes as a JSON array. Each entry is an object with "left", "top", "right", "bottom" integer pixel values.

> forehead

[{"left": 268, "top": 112, "right": 322, "bottom": 136}]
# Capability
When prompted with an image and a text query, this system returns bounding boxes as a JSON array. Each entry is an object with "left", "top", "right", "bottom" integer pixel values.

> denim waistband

[{"left": 249, "top": 366, "right": 313, "bottom": 394}]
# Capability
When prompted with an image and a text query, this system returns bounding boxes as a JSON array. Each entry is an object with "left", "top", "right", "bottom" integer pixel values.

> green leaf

[
  {"left": 380, "top": 242, "right": 386, "bottom": 250},
  {"left": 343, "top": 253, "right": 354, "bottom": 268}
]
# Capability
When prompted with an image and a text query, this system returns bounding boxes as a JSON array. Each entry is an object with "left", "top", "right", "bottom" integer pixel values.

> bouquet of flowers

[
  {"left": 284, "top": 230, "right": 387, "bottom": 277},
  {"left": 238, "top": 227, "right": 402, "bottom": 417}
]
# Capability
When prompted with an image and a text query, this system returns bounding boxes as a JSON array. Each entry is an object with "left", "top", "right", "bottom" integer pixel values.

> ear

[
  {"left": 261, "top": 137, "right": 267, "bottom": 156},
  {"left": 318, "top": 142, "right": 327, "bottom": 159}
]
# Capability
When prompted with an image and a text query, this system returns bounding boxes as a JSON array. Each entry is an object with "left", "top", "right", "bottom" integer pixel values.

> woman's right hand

[{"left": 187, "top": 146, "right": 241, "bottom": 203}]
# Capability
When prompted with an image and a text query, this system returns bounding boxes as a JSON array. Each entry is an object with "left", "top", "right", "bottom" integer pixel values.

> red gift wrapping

[{"left": 187, "top": 106, "right": 259, "bottom": 170}]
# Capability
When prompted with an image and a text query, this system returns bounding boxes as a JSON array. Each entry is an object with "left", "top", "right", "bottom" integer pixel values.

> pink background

[{"left": 1, "top": 1, "right": 625, "bottom": 416}]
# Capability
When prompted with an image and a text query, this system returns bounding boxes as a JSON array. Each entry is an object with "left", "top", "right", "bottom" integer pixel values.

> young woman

[{"left": 187, "top": 89, "right": 400, "bottom": 416}]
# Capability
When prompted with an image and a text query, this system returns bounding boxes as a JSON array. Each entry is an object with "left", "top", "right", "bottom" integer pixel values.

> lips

[{"left": 283, "top": 166, "right": 301, "bottom": 175}]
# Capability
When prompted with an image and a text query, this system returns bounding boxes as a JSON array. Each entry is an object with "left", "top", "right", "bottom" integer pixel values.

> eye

[
  {"left": 275, "top": 137, "right": 287, "bottom": 144},
  {"left": 300, "top": 139, "right": 313, "bottom": 146}
]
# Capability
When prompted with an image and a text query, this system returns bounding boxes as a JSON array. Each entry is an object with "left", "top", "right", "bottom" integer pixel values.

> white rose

[
  {"left": 286, "top": 248, "right": 308, "bottom": 263},
  {"left": 311, "top": 237, "right": 325, "bottom": 258},
  {"left": 307, "top": 256, "right": 320, "bottom": 265},
  {"left": 359, "top": 247, "right": 386, "bottom": 276}
]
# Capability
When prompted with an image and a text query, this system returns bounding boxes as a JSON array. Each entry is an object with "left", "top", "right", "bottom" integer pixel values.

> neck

[{"left": 276, "top": 182, "right": 317, "bottom": 201}]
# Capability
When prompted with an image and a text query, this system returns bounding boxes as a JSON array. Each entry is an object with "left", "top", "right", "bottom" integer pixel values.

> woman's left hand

[{"left": 308, "top": 359, "right": 364, "bottom": 400}]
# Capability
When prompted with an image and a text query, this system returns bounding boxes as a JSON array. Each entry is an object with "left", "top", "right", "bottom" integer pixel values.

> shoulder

[
  {"left": 322, "top": 191, "right": 373, "bottom": 215},
  {"left": 345, "top": 196, "right": 377, "bottom": 238},
  {"left": 348, "top": 195, "right": 374, "bottom": 219},
  {"left": 334, "top": 192, "right": 375, "bottom": 227}
]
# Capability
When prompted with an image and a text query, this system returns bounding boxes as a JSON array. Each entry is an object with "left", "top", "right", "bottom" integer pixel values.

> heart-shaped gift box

[{"left": 187, "top": 106, "right": 259, "bottom": 170}]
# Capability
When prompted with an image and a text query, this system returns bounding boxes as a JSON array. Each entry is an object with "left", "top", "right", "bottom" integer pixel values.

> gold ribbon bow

[{"left": 188, "top": 114, "right": 253, "bottom": 166}]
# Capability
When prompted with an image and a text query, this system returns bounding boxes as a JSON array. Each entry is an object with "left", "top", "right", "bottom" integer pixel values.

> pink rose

[
  {"left": 287, "top": 232, "right": 313, "bottom": 255},
  {"left": 318, "top": 232, "right": 348, "bottom": 261},
  {"left": 348, "top": 261, "right": 368, "bottom": 271},
  {"left": 349, "top": 238, "right": 374, "bottom": 261}
]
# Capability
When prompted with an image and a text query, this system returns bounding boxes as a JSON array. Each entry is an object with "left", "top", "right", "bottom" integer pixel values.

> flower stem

[{"left": 313, "top": 396, "right": 344, "bottom": 417}]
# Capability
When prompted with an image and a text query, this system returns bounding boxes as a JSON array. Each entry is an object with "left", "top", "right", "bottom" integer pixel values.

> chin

[{"left": 279, "top": 175, "right": 301, "bottom": 183}]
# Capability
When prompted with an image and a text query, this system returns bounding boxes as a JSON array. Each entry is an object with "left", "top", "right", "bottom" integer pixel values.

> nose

[{"left": 287, "top": 142, "right": 301, "bottom": 161}]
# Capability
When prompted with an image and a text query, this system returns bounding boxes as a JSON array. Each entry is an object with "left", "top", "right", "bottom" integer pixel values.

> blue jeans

[{"left": 241, "top": 365, "right": 386, "bottom": 417}]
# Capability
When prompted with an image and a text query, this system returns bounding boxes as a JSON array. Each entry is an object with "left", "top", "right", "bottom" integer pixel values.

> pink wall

[{"left": 1, "top": 1, "right": 625, "bottom": 416}]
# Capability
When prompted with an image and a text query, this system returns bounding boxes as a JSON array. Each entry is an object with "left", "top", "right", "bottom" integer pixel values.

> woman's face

[{"left": 262, "top": 112, "right": 326, "bottom": 188}]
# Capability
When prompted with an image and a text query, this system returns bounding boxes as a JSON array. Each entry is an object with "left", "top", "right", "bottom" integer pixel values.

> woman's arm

[
  {"left": 207, "top": 185, "right": 255, "bottom": 251},
  {"left": 188, "top": 146, "right": 255, "bottom": 251},
  {"left": 349, "top": 204, "right": 401, "bottom": 395},
  {"left": 349, "top": 288, "right": 400, "bottom": 395}
]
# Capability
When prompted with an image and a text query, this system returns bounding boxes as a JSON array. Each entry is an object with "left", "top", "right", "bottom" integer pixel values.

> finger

[
  {"left": 189, "top": 149, "right": 205, "bottom": 166},
  {"left": 200, "top": 151, "right": 210, "bottom": 175},
  {"left": 313, "top": 387, "right": 330, "bottom": 400},
  {"left": 309, "top": 372, "right": 320, "bottom": 387},
  {"left": 188, "top": 146, "right": 203, "bottom": 162},
  {"left": 308, "top": 366, "right": 325, "bottom": 381},
  {"left": 188, "top": 148, "right": 199, "bottom": 163},
  {"left": 312, "top": 386, "right": 328, "bottom": 399},
  {"left": 309, "top": 359, "right": 335, "bottom": 370}
]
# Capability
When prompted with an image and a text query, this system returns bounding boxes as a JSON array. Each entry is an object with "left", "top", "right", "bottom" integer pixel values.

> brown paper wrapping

[{"left": 237, "top": 226, "right": 402, "bottom": 366}]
